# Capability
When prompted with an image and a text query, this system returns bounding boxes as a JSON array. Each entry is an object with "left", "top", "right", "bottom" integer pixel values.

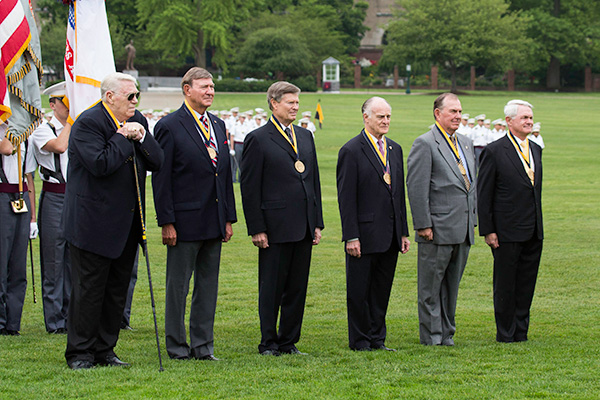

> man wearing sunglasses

[{"left": 62, "top": 72, "right": 164, "bottom": 370}]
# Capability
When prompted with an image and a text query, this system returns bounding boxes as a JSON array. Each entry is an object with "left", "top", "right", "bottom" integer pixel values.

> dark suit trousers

[
  {"left": 258, "top": 233, "right": 312, "bottom": 353},
  {"left": 492, "top": 236, "right": 543, "bottom": 342},
  {"left": 65, "top": 222, "right": 139, "bottom": 365},
  {"left": 346, "top": 236, "right": 399, "bottom": 350},
  {"left": 164, "top": 239, "right": 221, "bottom": 359}
]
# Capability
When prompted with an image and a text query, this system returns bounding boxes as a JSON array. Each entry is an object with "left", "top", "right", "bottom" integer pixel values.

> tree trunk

[
  {"left": 546, "top": 0, "right": 561, "bottom": 89},
  {"left": 547, "top": 56, "right": 560, "bottom": 89},
  {"left": 195, "top": 30, "right": 206, "bottom": 68},
  {"left": 450, "top": 64, "right": 457, "bottom": 93}
]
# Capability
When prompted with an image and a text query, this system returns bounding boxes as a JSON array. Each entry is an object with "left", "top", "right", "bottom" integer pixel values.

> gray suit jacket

[{"left": 406, "top": 126, "right": 477, "bottom": 245}]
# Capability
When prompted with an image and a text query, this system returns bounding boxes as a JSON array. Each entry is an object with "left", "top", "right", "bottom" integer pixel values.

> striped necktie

[
  {"left": 450, "top": 135, "right": 470, "bottom": 191},
  {"left": 200, "top": 115, "right": 218, "bottom": 167}
]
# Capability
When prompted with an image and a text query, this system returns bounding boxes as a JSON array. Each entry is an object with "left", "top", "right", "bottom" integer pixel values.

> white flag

[{"left": 64, "top": 0, "right": 115, "bottom": 124}]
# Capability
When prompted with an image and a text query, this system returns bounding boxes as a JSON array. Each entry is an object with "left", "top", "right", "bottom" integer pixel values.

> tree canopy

[{"left": 382, "top": 0, "right": 531, "bottom": 92}]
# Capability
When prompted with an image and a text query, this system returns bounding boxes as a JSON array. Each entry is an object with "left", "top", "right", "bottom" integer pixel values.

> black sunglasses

[{"left": 127, "top": 92, "right": 140, "bottom": 101}]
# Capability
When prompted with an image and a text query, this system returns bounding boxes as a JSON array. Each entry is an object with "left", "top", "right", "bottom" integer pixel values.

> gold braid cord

[{"left": 6, "top": 45, "right": 43, "bottom": 147}]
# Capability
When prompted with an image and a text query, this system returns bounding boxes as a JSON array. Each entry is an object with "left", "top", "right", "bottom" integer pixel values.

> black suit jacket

[
  {"left": 152, "top": 104, "right": 236, "bottom": 241},
  {"left": 477, "top": 134, "right": 543, "bottom": 242},
  {"left": 63, "top": 102, "right": 164, "bottom": 259},
  {"left": 337, "top": 131, "right": 409, "bottom": 254},
  {"left": 240, "top": 118, "right": 324, "bottom": 243}
]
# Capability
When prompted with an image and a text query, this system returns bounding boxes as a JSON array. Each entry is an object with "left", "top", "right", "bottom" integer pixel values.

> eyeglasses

[{"left": 126, "top": 92, "right": 140, "bottom": 101}]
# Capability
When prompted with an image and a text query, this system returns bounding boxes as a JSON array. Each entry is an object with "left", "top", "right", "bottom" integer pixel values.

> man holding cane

[{"left": 62, "top": 72, "right": 163, "bottom": 370}]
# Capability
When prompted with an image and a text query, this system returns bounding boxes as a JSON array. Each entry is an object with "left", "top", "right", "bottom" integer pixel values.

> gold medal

[
  {"left": 527, "top": 168, "right": 534, "bottom": 184},
  {"left": 295, "top": 160, "right": 305, "bottom": 173},
  {"left": 383, "top": 172, "right": 391, "bottom": 185},
  {"left": 207, "top": 147, "right": 217, "bottom": 160}
]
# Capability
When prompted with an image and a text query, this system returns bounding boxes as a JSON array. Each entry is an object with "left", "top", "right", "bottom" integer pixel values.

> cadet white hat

[
  {"left": 467, "top": 118, "right": 475, "bottom": 124},
  {"left": 230, "top": 107, "right": 239, "bottom": 113},
  {"left": 302, "top": 111, "right": 311, "bottom": 118},
  {"left": 42, "top": 81, "right": 67, "bottom": 98},
  {"left": 461, "top": 113, "right": 470, "bottom": 120},
  {"left": 500, "top": 120, "right": 507, "bottom": 127},
  {"left": 475, "top": 114, "right": 486, "bottom": 120},
  {"left": 255, "top": 108, "right": 264, "bottom": 114},
  {"left": 299, "top": 117, "right": 310, "bottom": 125},
  {"left": 484, "top": 119, "right": 491, "bottom": 124},
  {"left": 532, "top": 122, "right": 541, "bottom": 132},
  {"left": 492, "top": 119, "right": 502, "bottom": 125}
]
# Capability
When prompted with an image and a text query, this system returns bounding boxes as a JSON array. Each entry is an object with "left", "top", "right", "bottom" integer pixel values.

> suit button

[
  {"left": 389, "top": 215, "right": 394, "bottom": 219},
  {"left": 216, "top": 199, "right": 219, "bottom": 203},
  {"left": 131, "top": 208, "right": 135, "bottom": 212},
  {"left": 215, "top": 173, "right": 218, "bottom": 177}
]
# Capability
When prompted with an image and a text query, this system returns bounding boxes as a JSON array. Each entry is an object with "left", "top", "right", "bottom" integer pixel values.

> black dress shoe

[
  {"left": 120, "top": 321, "right": 134, "bottom": 331},
  {"left": 372, "top": 345, "right": 397, "bottom": 352},
  {"left": 280, "top": 347, "right": 308, "bottom": 355},
  {"left": 69, "top": 360, "right": 95, "bottom": 370},
  {"left": 97, "top": 355, "right": 131, "bottom": 367},
  {"left": 352, "top": 346, "right": 372, "bottom": 352},
  {"left": 0, "top": 328, "right": 9, "bottom": 335},
  {"left": 259, "top": 349, "right": 281, "bottom": 356},
  {"left": 196, "top": 354, "right": 220, "bottom": 361},
  {"left": 6, "top": 330, "right": 20, "bottom": 336}
]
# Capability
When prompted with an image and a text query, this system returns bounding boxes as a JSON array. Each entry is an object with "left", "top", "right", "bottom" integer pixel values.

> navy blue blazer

[
  {"left": 240, "top": 118, "right": 324, "bottom": 243},
  {"left": 337, "top": 131, "right": 409, "bottom": 254},
  {"left": 63, "top": 102, "right": 164, "bottom": 259},
  {"left": 152, "top": 104, "right": 236, "bottom": 241},
  {"left": 477, "top": 134, "right": 543, "bottom": 242}
]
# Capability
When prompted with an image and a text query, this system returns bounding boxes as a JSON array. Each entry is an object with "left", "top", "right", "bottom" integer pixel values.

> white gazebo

[{"left": 322, "top": 57, "right": 340, "bottom": 93}]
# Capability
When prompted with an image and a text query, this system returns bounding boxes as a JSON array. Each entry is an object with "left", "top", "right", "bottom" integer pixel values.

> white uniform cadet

[
  {"left": 30, "top": 82, "right": 71, "bottom": 334},
  {"left": 0, "top": 123, "right": 37, "bottom": 336}
]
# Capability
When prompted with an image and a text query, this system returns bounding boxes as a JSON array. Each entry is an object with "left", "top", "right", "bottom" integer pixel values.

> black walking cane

[
  {"left": 29, "top": 239, "right": 37, "bottom": 303},
  {"left": 131, "top": 141, "right": 164, "bottom": 372}
]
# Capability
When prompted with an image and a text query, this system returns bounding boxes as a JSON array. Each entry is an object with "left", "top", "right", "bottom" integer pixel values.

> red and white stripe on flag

[
  {"left": 64, "top": 0, "right": 115, "bottom": 124},
  {"left": 0, "top": 0, "right": 31, "bottom": 123}
]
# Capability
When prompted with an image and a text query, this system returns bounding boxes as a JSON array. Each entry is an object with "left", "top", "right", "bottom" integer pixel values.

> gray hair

[
  {"left": 362, "top": 96, "right": 391, "bottom": 116},
  {"left": 504, "top": 99, "right": 533, "bottom": 119},
  {"left": 181, "top": 67, "right": 213, "bottom": 94},
  {"left": 101, "top": 72, "right": 137, "bottom": 101},
  {"left": 267, "top": 81, "right": 300, "bottom": 110},
  {"left": 433, "top": 92, "right": 459, "bottom": 119}
]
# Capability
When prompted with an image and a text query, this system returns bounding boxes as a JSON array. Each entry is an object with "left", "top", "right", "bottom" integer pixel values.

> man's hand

[
  {"left": 485, "top": 233, "right": 499, "bottom": 249},
  {"left": 417, "top": 228, "right": 433, "bottom": 241},
  {"left": 312, "top": 227, "right": 322, "bottom": 245},
  {"left": 118, "top": 122, "right": 145, "bottom": 141},
  {"left": 162, "top": 223, "right": 177, "bottom": 246},
  {"left": 401, "top": 236, "right": 410, "bottom": 254},
  {"left": 346, "top": 240, "right": 361, "bottom": 258},
  {"left": 252, "top": 232, "right": 269, "bottom": 249},
  {"left": 223, "top": 222, "right": 233, "bottom": 242}
]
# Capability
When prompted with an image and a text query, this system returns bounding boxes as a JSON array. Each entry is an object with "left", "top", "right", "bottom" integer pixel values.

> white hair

[
  {"left": 362, "top": 96, "right": 392, "bottom": 116},
  {"left": 101, "top": 72, "right": 137, "bottom": 101},
  {"left": 504, "top": 99, "right": 533, "bottom": 119}
]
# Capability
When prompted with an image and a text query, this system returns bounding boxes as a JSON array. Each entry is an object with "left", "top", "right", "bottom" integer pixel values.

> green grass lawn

[{"left": 2, "top": 90, "right": 599, "bottom": 399}]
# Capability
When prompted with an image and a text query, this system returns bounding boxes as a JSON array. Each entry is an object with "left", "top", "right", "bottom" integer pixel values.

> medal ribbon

[
  {"left": 507, "top": 130, "right": 531, "bottom": 166},
  {"left": 507, "top": 130, "right": 534, "bottom": 185},
  {"left": 271, "top": 116, "right": 298, "bottom": 155},
  {"left": 102, "top": 101, "right": 124, "bottom": 129},
  {"left": 184, "top": 99, "right": 211, "bottom": 141},
  {"left": 435, "top": 122, "right": 471, "bottom": 190},
  {"left": 435, "top": 121, "right": 462, "bottom": 162},
  {"left": 364, "top": 129, "right": 387, "bottom": 168}
]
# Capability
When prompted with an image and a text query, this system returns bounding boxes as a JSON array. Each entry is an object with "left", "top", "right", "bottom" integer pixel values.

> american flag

[{"left": 64, "top": 0, "right": 116, "bottom": 124}]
